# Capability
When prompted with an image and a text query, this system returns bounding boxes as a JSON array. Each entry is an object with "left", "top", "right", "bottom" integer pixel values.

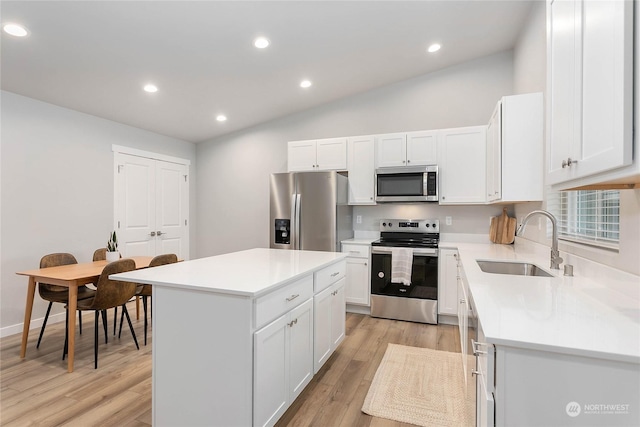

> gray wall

[
  {"left": 196, "top": 51, "right": 515, "bottom": 257},
  {"left": 0, "top": 91, "right": 197, "bottom": 335}
]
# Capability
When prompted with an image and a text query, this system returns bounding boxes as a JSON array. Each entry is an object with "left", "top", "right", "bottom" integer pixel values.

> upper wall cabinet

[
  {"left": 347, "top": 135, "right": 376, "bottom": 205},
  {"left": 487, "top": 92, "right": 543, "bottom": 203},
  {"left": 288, "top": 138, "right": 347, "bottom": 172},
  {"left": 376, "top": 131, "right": 438, "bottom": 168},
  {"left": 439, "top": 126, "right": 487, "bottom": 205},
  {"left": 547, "top": 0, "right": 635, "bottom": 189}
]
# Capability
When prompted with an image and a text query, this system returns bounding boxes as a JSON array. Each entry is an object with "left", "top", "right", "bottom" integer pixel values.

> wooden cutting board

[{"left": 489, "top": 207, "right": 517, "bottom": 244}]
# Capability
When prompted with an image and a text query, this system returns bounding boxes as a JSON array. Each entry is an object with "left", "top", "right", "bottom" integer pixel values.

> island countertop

[{"left": 110, "top": 247, "right": 347, "bottom": 298}]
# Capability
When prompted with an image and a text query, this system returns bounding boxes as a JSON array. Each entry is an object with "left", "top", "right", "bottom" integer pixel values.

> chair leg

[
  {"left": 101, "top": 310, "right": 108, "bottom": 344},
  {"left": 122, "top": 305, "right": 139, "bottom": 350},
  {"left": 94, "top": 311, "right": 99, "bottom": 369},
  {"left": 113, "top": 306, "right": 118, "bottom": 336},
  {"left": 143, "top": 295, "right": 148, "bottom": 346},
  {"left": 79, "top": 310, "right": 82, "bottom": 335},
  {"left": 36, "top": 302, "right": 53, "bottom": 349},
  {"left": 118, "top": 307, "right": 125, "bottom": 339},
  {"left": 62, "top": 308, "right": 69, "bottom": 360}
]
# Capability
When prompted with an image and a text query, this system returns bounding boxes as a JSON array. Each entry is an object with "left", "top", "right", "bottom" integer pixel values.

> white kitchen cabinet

[
  {"left": 439, "top": 126, "right": 487, "bottom": 204},
  {"left": 376, "top": 130, "right": 438, "bottom": 168},
  {"left": 313, "top": 278, "right": 346, "bottom": 373},
  {"left": 288, "top": 138, "right": 347, "bottom": 172},
  {"left": 342, "top": 242, "right": 371, "bottom": 307},
  {"left": 486, "top": 93, "right": 543, "bottom": 203},
  {"left": 474, "top": 318, "right": 495, "bottom": 427},
  {"left": 347, "top": 135, "right": 376, "bottom": 205},
  {"left": 255, "top": 297, "right": 314, "bottom": 427},
  {"left": 457, "top": 263, "right": 469, "bottom": 382},
  {"left": 546, "top": 0, "right": 634, "bottom": 189},
  {"left": 438, "top": 248, "right": 458, "bottom": 316}
]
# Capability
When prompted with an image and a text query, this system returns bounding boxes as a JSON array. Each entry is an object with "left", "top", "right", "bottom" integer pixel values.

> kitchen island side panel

[{"left": 153, "top": 286, "right": 253, "bottom": 426}]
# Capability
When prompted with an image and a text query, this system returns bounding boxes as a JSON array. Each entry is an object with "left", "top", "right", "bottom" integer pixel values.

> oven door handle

[{"left": 371, "top": 247, "right": 438, "bottom": 256}]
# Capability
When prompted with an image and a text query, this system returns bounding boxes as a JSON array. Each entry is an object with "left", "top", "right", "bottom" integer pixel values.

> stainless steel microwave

[{"left": 375, "top": 165, "right": 438, "bottom": 202}]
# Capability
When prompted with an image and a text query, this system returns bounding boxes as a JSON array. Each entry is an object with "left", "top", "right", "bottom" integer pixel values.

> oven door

[{"left": 370, "top": 246, "right": 438, "bottom": 299}]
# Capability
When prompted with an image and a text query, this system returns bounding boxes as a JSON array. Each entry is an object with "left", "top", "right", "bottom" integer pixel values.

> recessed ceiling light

[
  {"left": 3, "top": 23, "right": 28, "bottom": 37},
  {"left": 300, "top": 80, "right": 312, "bottom": 89},
  {"left": 254, "top": 37, "right": 270, "bottom": 49},
  {"left": 143, "top": 84, "right": 158, "bottom": 93},
  {"left": 216, "top": 115, "right": 227, "bottom": 122},
  {"left": 427, "top": 43, "right": 441, "bottom": 53}
]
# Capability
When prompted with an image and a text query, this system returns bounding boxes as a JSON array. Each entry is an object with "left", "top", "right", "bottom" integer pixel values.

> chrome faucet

[{"left": 516, "top": 210, "right": 563, "bottom": 270}]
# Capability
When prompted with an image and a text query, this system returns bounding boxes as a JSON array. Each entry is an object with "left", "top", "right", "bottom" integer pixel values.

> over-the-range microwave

[{"left": 375, "top": 165, "right": 438, "bottom": 202}]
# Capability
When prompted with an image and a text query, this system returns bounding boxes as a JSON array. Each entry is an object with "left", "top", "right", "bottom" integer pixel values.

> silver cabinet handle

[
  {"left": 150, "top": 231, "right": 156, "bottom": 237},
  {"left": 157, "top": 231, "right": 163, "bottom": 236},
  {"left": 288, "top": 318, "right": 298, "bottom": 327},
  {"left": 567, "top": 157, "right": 577, "bottom": 166},
  {"left": 286, "top": 294, "right": 299, "bottom": 302},
  {"left": 471, "top": 370, "right": 480, "bottom": 377},
  {"left": 459, "top": 299, "right": 466, "bottom": 304},
  {"left": 330, "top": 272, "right": 340, "bottom": 277},
  {"left": 471, "top": 339, "right": 487, "bottom": 355},
  {"left": 407, "top": 159, "right": 411, "bottom": 163},
  {"left": 364, "top": 262, "right": 367, "bottom": 266},
  {"left": 349, "top": 251, "right": 359, "bottom": 254}
]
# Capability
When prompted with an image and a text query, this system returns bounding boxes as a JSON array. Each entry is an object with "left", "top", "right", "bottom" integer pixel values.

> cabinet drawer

[
  {"left": 314, "top": 260, "right": 346, "bottom": 293},
  {"left": 342, "top": 244, "right": 369, "bottom": 258},
  {"left": 255, "top": 275, "right": 313, "bottom": 329}
]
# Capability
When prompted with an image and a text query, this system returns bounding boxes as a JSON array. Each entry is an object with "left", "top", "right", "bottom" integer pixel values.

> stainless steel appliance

[
  {"left": 375, "top": 165, "right": 438, "bottom": 202},
  {"left": 270, "top": 171, "right": 352, "bottom": 252},
  {"left": 370, "top": 219, "right": 439, "bottom": 324}
]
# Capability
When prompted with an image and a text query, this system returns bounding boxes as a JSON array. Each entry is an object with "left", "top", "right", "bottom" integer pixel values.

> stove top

[{"left": 372, "top": 219, "right": 440, "bottom": 248}]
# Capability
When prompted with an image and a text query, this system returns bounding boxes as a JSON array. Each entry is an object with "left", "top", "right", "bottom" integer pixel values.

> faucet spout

[{"left": 516, "top": 210, "right": 563, "bottom": 270}]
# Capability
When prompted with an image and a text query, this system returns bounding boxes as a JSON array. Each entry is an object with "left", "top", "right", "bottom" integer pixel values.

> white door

[
  {"left": 330, "top": 279, "right": 346, "bottom": 349},
  {"left": 347, "top": 135, "right": 376, "bottom": 205},
  {"left": 115, "top": 152, "right": 189, "bottom": 259},
  {"left": 345, "top": 257, "right": 369, "bottom": 305},
  {"left": 288, "top": 298, "right": 314, "bottom": 401},
  {"left": 313, "top": 286, "right": 332, "bottom": 374},
  {"left": 406, "top": 130, "right": 438, "bottom": 166},
  {"left": 376, "top": 133, "right": 407, "bottom": 167},
  {"left": 316, "top": 138, "right": 347, "bottom": 171},
  {"left": 437, "top": 249, "right": 458, "bottom": 316},
  {"left": 288, "top": 140, "right": 317, "bottom": 172}
]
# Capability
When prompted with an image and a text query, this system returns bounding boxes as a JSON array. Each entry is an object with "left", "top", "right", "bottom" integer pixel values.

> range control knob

[
  {"left": 389, "top": 222, "right": 393, "bottom": 227},
  {"left": 382, "top": 222, "right": 387, "bottom": 227},
  {"left": 426, "top": 223, "right": 430, "bottom": 228},
  {"left": 432, "top": 223, "right": 437, "bottom": 229}
]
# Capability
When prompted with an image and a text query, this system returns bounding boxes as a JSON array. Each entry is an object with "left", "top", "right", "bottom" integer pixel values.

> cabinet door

[
  {"left": 288, "top": 298, "right": 314, "bottom": 401},
  {"left": 254, "top": 315, "right": 289, "bottom": 427},
  {"left": 288, "top": 140, "right": 317, "bottom": 172},
  {"left": 439, "top": 127, "right": 487, "bottom": 204},
  {"left": 486, "top": 103, "right": 501, "bottom": 202},
  {"left": 316, "top": 138, "right": 347, "bottom": 171},
  {"left": 330, "top": 279, "right": 346, "bottom": 349},
  {"left": 313, "top": 286, "right": 332, "bottom": 373},
  {"left": 345, "top": 257, "right": 369, "bottom": 306},
  {"left": 437, "top": 249, "right": 458, "bottom": 316},
  {"left": 376, "top": 133, "right": 407, "bottom": 167},
  {"left": 406, "top": 130, "right": 438, "bottom": 166},
  {"left": 347, "top": 136, "right": 376, "bottom": 205},
  {"left": 457, "top": 275, "right": 469, "bottom": 382}
]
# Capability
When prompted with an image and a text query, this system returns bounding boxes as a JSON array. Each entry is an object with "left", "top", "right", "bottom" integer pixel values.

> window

[{"left": 548, "top": 190, "right": 620, "bottom": 249}]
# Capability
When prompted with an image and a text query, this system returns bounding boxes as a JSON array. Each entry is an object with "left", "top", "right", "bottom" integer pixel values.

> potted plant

[{"left": 106, "top": 231, "right": 119, "bottom": 262}]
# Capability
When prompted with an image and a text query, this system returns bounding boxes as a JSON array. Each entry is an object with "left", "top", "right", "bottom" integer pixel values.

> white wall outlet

[
  {"left": 356, "top": 215, "right": 362, "bottom": 224},
  {"left": 446, "top": 216, "right": 452, "bottom": 226}
]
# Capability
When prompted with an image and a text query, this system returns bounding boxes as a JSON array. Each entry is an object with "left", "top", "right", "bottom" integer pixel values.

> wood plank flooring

[{"left": 1, "top": 307, "right": 461, "bottom": 426}]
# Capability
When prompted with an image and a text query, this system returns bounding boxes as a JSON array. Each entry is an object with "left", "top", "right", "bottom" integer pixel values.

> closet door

[{"left": 115, "top": 152, "right": 189, "bottom": 259}]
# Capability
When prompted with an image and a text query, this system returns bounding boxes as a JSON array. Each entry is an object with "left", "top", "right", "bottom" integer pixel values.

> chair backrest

[
  {"left": 88, "top": 259, "right": 137, "bottom": 310},
  {"left": 93, "top": 248, "right": 107, "bottom": 261},
  {"left": 149, "top": 253, "right": 178, "bottom": 267},
  {"left": 39, "top": 253, "right": 78, "bottom": 293}
]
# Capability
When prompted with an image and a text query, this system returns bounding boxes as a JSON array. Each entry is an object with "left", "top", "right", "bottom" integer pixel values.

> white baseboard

[
  {"left": 346, "top": 304, "right": 371, "bottom": 315},
  {"left": 0, "top": 311, "right": 67, "bottom": 339},
  {"left": 438, "top": 314, "right": 459, "bottom": 326}
]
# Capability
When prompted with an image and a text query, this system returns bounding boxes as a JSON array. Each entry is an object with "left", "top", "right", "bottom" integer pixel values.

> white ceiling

[{"left": 1, "top": 1, "right": 534, "bottom": 143}]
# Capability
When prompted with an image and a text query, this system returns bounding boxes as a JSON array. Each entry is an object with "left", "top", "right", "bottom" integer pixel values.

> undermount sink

[{"left": 476, "top": 260, "right": 553, "bottom": 278}]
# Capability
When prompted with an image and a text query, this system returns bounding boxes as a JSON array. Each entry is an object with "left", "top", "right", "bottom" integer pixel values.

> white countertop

[
  {"left": 455, "top": 239, "right": 640, "bottom": 364},
  {"left": 110, "top": 248, "right": 347, "bottom": 297}
]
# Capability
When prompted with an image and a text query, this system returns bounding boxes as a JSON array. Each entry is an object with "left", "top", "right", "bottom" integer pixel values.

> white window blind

[{"left": 548, "top": 189, "right": 620, "bottom": 248}]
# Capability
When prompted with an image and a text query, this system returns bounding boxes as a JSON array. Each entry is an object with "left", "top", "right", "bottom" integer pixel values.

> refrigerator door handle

[
  {"left": 290, "top": 193, "right": 297, "bottom": 250},
  {"left": 294, "top": 193, "right": 301, "bottom": 249}
]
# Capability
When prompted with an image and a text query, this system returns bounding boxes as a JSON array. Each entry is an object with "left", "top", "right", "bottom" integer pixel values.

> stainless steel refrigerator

[{"left": 270, "top": 171, "right": 353, "bottom": 252}]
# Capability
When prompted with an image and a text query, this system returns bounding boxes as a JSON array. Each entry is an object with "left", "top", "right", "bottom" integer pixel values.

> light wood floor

[{"left": 1, "top": 306, "right": 461, "bottom": 426}]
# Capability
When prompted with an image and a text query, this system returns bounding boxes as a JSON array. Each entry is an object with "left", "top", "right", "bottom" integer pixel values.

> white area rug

[{"left": 362, "top": 344, "right": 474, "bottom": 427}]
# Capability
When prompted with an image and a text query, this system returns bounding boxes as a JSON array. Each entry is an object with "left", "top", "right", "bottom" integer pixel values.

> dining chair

[
  {"left": 73, "top": 258, "right": 140, "bottom": 369},
  {"left": 121, "top": 253, "right": 178, "bottom": 346},
  {"left": 36, "top": 253, "right": 96, "bottom": 349},
  {"left": 93, "top": 248, "right": 122, "bottom": 336}
]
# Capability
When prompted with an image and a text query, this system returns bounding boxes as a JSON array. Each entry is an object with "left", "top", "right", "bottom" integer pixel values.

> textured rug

[{"left": 362, "top": 344, "right": 475, "bottom": 427}]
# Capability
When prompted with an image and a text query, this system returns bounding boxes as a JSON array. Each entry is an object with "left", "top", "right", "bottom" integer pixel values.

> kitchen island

[{"left": 111, "top": 248, "right": 347, "bottom": 427}]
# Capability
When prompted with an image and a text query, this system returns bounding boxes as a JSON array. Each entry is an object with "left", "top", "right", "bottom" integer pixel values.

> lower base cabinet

[
  {"left": 254, "top": 298, "right": 314, "bottom": 427},
  {"left": 313, "top": 278, "right": 346, "bottom": 373}
]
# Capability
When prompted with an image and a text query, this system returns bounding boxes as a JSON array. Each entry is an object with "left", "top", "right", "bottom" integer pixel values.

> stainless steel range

[{"left": 370, "top": 219, "right": 439, "bottom": 324}]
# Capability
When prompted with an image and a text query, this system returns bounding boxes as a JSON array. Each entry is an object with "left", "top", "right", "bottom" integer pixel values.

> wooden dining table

[{"left": 16, "top": 256, "right": 153, "bottom": 372}]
